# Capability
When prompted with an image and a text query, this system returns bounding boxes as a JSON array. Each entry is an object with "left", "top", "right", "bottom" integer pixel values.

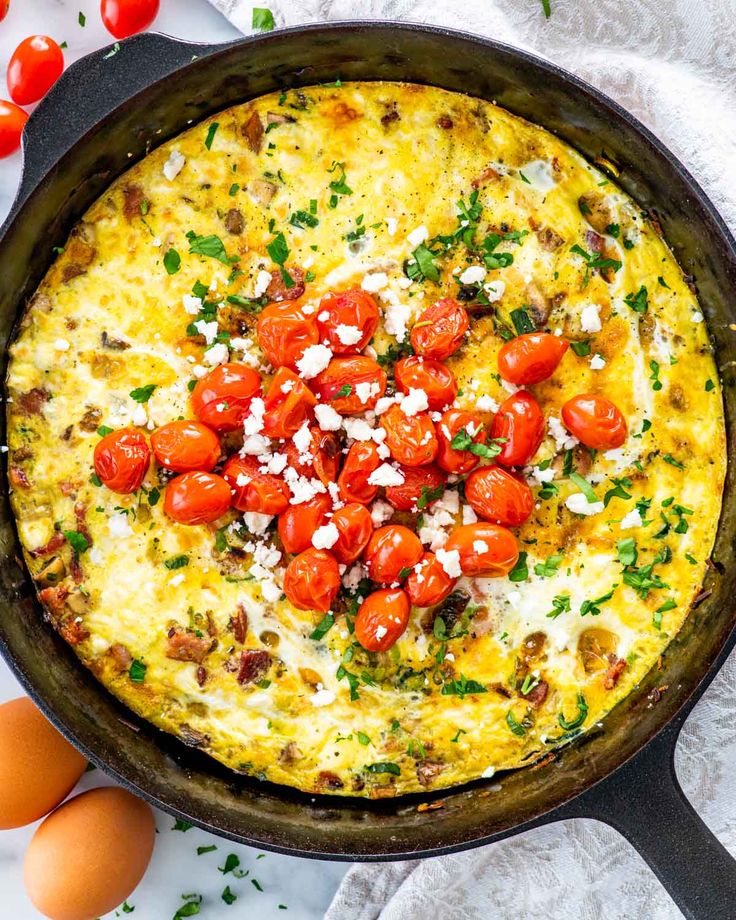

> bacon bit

[
  {"left": 471, "top": 166, "right": 500, "bottom": 189},
  {"left": 100, "top": 331, "right": 130, "bottom": 351},
  {"left": 9, "top": 466, "right": 30, "bottom": 489},
  {"left": 58, "top": 617, "right": 89, "bottom": 645},
  {"left": 74, "top": 502, "right": 93, "bottom": 547},
  {"left": 369, "top": 784, "right": 397, "bottom": 799},
  {"left": 230, "top": 604, "right": 248, "bottom": 644},
  {"left": 279, "top": 741, "right": 302, "bottom": 764},
  {"left": 69, "top": 555, "right": 84, "bottom": 583},
  {"left": 39, "top": 584, "right": 69, "bottom": 615},
  {"left": 79, "top": 407, "right": 103, "bottom": 431},
  {"left": 196, "top": 666, "right": 207, "bottom": 687},
  {"left": 585, "top": 229, "right": 603, "bottom": 253},
  {"left": 537, "top": 226, "right": 565, "bottom": 251},
  {"left": 16, "top": 387, "right": 49, "bottom": 415},
  {"left": 13, "top": 446, "right": 33, "bottom": 462},
  {"left": 316, "top": 770, "right": 344, "bottom": 790},
  {"left": 416, "top": 761, "right": 446, "bottom": 787},
  {"left": 61, "top": 234, "right": 96, "bottom": 283},
  {"left": 266, "top": 266, "right": 305, "bottom": 302},
  {"left": 417, "top": 800, "right": 445, "bottom": 812},
  {"left": 110, "top": 643, "right": 133, "bottom": 670},
  {"left": 237, "top": 648, "right": 271, "bottom": 684},
  {"left": 522, "top": 680, "right": 549, "bottom": 708},
  {"left": 243, "top": 111, "right": 264, "bottom": 153},
  {"left": 224, "top": 207, "right": 244, "bottom": 235},
  {"left": 59, "top": 480, "right": 77, "bottom": 496},
  {"left": 29, "top": 531, "right": 66, "bottom": 558},
  {"left": 603, "top": 656, "right": 626, "bottom": 690},
  {"left": 490, "top": 682, "right": 512, "bottom": 699},
  {"left": 122, "top": 184, "right": 147, "bottom": 221},
  {"left": 166, "top": 626, "right": 214, "bottom": 664}
]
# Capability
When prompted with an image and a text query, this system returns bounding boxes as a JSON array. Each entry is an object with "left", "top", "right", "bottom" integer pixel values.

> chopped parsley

[
  {"left": 289, "top": 209, "right": 319, "bottom": 229},
  {"left": 417, "top": 483, "right": 444, "bottom": 510},
  {"left": 204, "top": 122, "right": 219, "bottom": 150},
  {"left": 327, "top": 161, "right": 353, "bottom": 208},
  {"left": 252, "top": 7, "right": 275, "bottom": 31},
  {"left": 129, "top": 384, "right": 157, "bottom": 403},
  {"left": 197, "top": 845, "right": 217, "bottom": 855},
  {"left": 222, "top": 886, "right": 237, "bottom": 905},
  {"left": 510, "top": 307, "right": 534, "bottom": 335},
  {"left": 506, "top": 710, "right": 529, "bottom": 736},
  {"left": 649, "top": 359, "right": 662, "bottom": 391},
  {"left": 558, "top": 693, "right": 588, "bottom": 730},
  {"left": 266, "top": 231, "right": 294, "bottom": 287},
  {"left": 569, "top": 471, "right": 598, "bottom": 503},
  {"left": 662, "top": 453, "right": 684, "bottom": 470},
  {"left": 406, "top": 243, "right": 440, "bottom": 283},
  {"left": 172, "top": 819, "right": 193, "bottom": 831},
  {"left": 580, "top": 587, "right": 616, "bottom": 617},
  {"left": 310, "top": 613, "right": 335, "bottom": 641},
  {"left": 164, "top": 554, "right": 189, "bottom": 570},
  {"left": 624, "top": 285, "right": 648, "bottom": 314},
  {"left": 547, "top": 593, "right": 571, "bottom": 619},
  {"left": 365, "top": 761, "right": 400, "bottom": 775},
  {"left": 441, "top": 674, "right": 487, "bottom": 698},
  {"left": 534, "top": 555, "right": 563, "bottom": 577},
  {"left": 63, "top": 530, "right": 89, "bottom": 554},
  {"left": 128, "top": 659, "right": 147, "bottom": 683},
  {"left": 508, "top": 551, "right": 529, "bottom": 583},
  {"left": 186, "top": 231, "right": 238, "bottom": 265},
  {"left": 570, "top": 340, "right": 591, "bottom": 356},
  {"left": 163, "top": 248, "right": 181, "bottom": 274}
]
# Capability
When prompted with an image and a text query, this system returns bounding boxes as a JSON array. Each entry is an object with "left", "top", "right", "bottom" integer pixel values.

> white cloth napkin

[{"left": 206, "top": 2, "right": 736, "bottom": 917}]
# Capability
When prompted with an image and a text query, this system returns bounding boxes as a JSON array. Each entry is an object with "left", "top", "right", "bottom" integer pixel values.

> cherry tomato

[
  {"left": 491, "top": 391, "right": 544, "bottom": 467},
  {"left": 316, "top": 289, "right": 380, "bottom": 355},
  {"left": 405, "top": 552, "right": 457, "bottom": 607},
  {"left": 436, "top": 408, "right": 487, "bottom": 474},
  {"left": 0, "top": 100, "right": 27, "bottom": 158},
  {"left": 410, "top": 298, "right": 469, "bottom": 360},
  {"left": 101, "top": 0, "right": 161, "bottom": 39},
  {"left": 256, "top": 301, "right": 318, "bottom": 370},
  {"left": 163, "top": 471, "right": 231, "bottom": 525},
  {"left": 191, "top": 363, "right": 261, "bottom": 433},
  {"left": 150, "top": 420, "right": 220, "bottom": 473},
  {"left": 222, "top": 454, "right": 290, "bottom": 515},
  {"left": 7, "top": 36, "right": 64, "bottom": 107},
  {"left": 331, "top": 503, "right": 373, "bottom": 564},
  {"left": 465, "top": 466, "right": 534, "bottom": 527},
  {"left": 278, "top": 493, "right": 331, "bottom": 555},
  {"left": 497, "top": 333, "right": 569, "bottom": 386},
  {"left": 0, "top": 2, "right": 8, "bottom": 23},
  {"left": 93, "top": 428, "right": 150, "bottom": 494},
  {"left": 394, "top": 356, "right": 458, "bottom": 411},
  {"left": 310, "top": 356, "right": 387, "bottom": 415},
  {"left": 385, "top": 463, "right": 446, "bottom": 511},
  {"left": 444, "top": 523, "right": 519, "bottom": 577},
  {"left": 355, "top": 588, "right": 411, "bottom": 652},
  {"left": 283, "top": 547, "right": 340, "bottom": 613},
  {"left": 262, "top": 367, "right": 317, "bottom": 439},
  {"left": 561, "top": 393, "right": 628, "bottom": 450},
  {"left": 382, "top": 404, "right": 438, "bottom": 467},
  {"left": 363, "top": 524, "right": 423, "bottom": 584},
  {"left": 337, "top": 441, "right": 381, "bottom": 505},
  {"left": 283, "top": 426, "right": 340, "bottom": 485}
]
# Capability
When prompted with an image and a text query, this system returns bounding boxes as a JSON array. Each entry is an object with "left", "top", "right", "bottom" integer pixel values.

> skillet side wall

[{"left": 0, "top": 25, "right": 734, "bottom": 858}]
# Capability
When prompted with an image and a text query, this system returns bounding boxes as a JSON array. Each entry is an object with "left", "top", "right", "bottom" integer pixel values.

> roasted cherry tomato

[
  {"left": 256, "top": 301, "right": 318, "bottom": 370},
  {"left": 0, "top": 100, "right": 27, "bottom": 158},
  {"left": 262, "top": 367, "right": 317, "bottom": 439},
  {"left": 435, "top": 408, "right": 487, "bottom": 474},
  {"left": 283, "top": 426, "right": 340, "bottom": 485},
  {"left": 7, "top": 36, "right": 64, "bottom": 106},
  {"left": 331, "top": 503, "right": 373, "bottom": 564},
  {"left": 444, "top": 523, "right": 519, "bottom": 577},
  {"left": 283, "top": 547, "right": 340, "bottom": 613},
  {"left": 0, "top": 2, "right": 9, "bottom": 23},
  {"left": 382, "top": 404, "right": 438, "bottom": 467},
  {"left": 316, "top": 289, "right": 380, "bottom": 355},
  {"left": 101, "top": 0, "right": 161, "bottom": 39},
  {"left": 191, "top": 363, "right": 261, "bottom": 433},
  {"left": 222, "top": 454, "right": 290, "bottom": 515},
  {"left": 310, "top": 356, "right": 387, "bottom": 415},
  {"left": 337, "top": 441, "right": 381, "bottom": 505},
  {"left": 465, "top": 466, "right": 534, "bottom": 527},
  {"left": 163, "top": 471, "right": 231, "bottom": 525},
  {"left": 277, "top": 493, "right": 331, "bottom": 555},
  {"left": 394, "top": 356, "right": 458, "bottom": 411},
  {"left": 93, "top": 428, "right": 150, "bottom": 494},
  {"left": 410, "top": 298, "right": 469, "bottom": 360},
  {"left": 497, "top": 333, "right": 569, "bottom": 386},
  {"left": 491, "top": 391, "right": 544, "bottom": 467},
  {"left": 150, "top": 420, "right": 220, "bottom": 473},
  {"left": 405, "top": 552, "right": 457, "bottom": 607},
  {"left": 561, "top": 393, "right": 628, "bottom": 450},
  {"left": 355, "top": 588, "right": 411, "bottom": 652},
  {"left": 384, "top": 463, "right": 446, "bottom": 511},
  {"left": 363, "top": 524, "right": 423, "bottom": 585}
]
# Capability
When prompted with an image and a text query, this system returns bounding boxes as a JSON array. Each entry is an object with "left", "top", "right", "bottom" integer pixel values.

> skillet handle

[{"left": 555, "top": 720, "right": 736, "bottom": 920}]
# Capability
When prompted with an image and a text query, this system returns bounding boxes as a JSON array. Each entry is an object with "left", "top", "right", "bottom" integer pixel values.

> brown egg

[
  {"left": 24, "top": 787, "right": 155, "bottom": 920},
  {"left": 0, "top": 697, "right": 87, "bottom": 829}
]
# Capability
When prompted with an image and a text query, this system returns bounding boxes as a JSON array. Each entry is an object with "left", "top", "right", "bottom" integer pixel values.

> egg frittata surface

[{"left": 6, "top": 83, "right": 725, "bottom": 796}]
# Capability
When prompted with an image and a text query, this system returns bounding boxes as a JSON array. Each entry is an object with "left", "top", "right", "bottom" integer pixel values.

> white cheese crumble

[
  {"left": 335, "top": 323, "right": 363, "bottom": 346},
  {"left": 314, "top": 404, "right": 343, "bottom": 431},
  {"left": 312, "top": 522, "right": 340, "bottom": 550},
  {"left": 484, "top": 279, "right": 506, "bottom": 302},
  {"left": 311, "top": 686, "right": 336, "bottom": 707},
  {"left": 204, "top": 343, "right": 229, "bottom": 366},
  {"left": 383, "top": 301, "right": 413, "bottom": 343},
  {"left": 361, "top": 272, "right": 389, "bottom": 293},
  {"left": 253, "top": 269, "right": 272, "bottom": 299},
  {"left": 131, "top": 404, "right": 147, "bottom": 427},
  {"left": 462, "top": 505, "right": 478, "bottom": 525},
  {"left": 243, "top": 512, "right": 273, "bottom": 535},
  {"left": 400, "top": 387, "right": 429, "bottom": 417},
  {"left": 343, "top": 418, "right": 374, "bottom": 442},
  {"left": 108, "top": 513, "right": 133, "bottom": 538},
  {"left": 548, "top": 416, "right": 579, "bottom": 451},
  {"left": 162, "top": 149, "right": 185, "bottom": 181},
  {"left": 193, "top": 319, "right": 218, "bottom": 345},
  {"left": 590, "top": 353, "right": 606, "bottom": 370},
  {"left": 580, "top": 303, "right": 602, "bottom": 334},
  {"left": 370, "top": 500, "right": 394, "bottom": 527},
  {"left": 620, "top": 508, "right": 644, "bottom": 529},
  {"left": 458, "top": 265, "right": 487, "bottom": 285},
  {"left": 53, "top": 338, "right": 70, "bottom": 351},
  {"left": 292, "top": 422, "right": 312, "bottom": 454},
  {"left": 473, "top": 540, "right": 489, "bottom": 553},
  {"left": 520, "top": 160, "right": 556, "bottom": 191},
  {"left": 296, "top": 343, "right": 332, "bottom": 379},
  {"left": 407, "top": 225, "right": 429, "bottom": 247},
  {"left": 182, "top": 294, "right": 202, "bottom": 315},
  {"left": 368, "top": 464, "right": 405, "bottom": 487},
  {"left": 436, "top": 548, "right": 462, "bottom": 579},
  {"left": 475, "top": 394, "right": 499, "bottom": 413},
  {"left": 565, "top": 493, "right": 605, "bottom": 516}
]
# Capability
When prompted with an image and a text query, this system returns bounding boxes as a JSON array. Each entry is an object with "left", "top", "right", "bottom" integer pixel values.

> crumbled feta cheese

[
  {"left": 312, "top": 522, "right": 340, "bottom": 550},
  {"left": 253, "top": 269, "right": 272, "bottom": 299},
  {"left": 335, "top": 323, "right": 363, "bottom": 346},
  {"left": 407, "top": 225, "right": 428, "bottom": 247},
  {"left": 530, "top": 465, "right": 556, "bottom": 486},
  {"left": 436, "top": 548, "right": 462, "bottom": 578},
  {"left": 311, "top": 685, "right": 336, "bottom": 707},
  {"left": 361, "top": 272, "right": 389, "bottom": 293},
  {"left": 370, "top": 500, "right": 394, "bottom": 527},
  {"left": 241, "top": 434, "right": 271, "bottom": 455},
  {"left": 481, "top": 766, "right": 496, "bottom": 779},
  {"left": 168, "top": 573, "right": 185, "bottom": 587},
  {"left": 296, "top": 343, "right": 332, "bottom": 379},
  {"left": 108, "top": 512, "right": 133, "bottom": 538},
  {"left": 368, "top": 464, "right": 405, "bottom": 487},
  {"left": 182, "top": 294, "right": 202, "bottom": 315},
  {"left": 193, "top": 319, "right": 218, "bottom": 345},
  {"left": 459, "top": 265, "right": 487, "bottom": 285},
  {"left": 580, "top": 303, "right": 602, "bottom": 334},
  {"left": 520, "top": 160, "right": 555, "bottom": 190},
  {"left": 292, "top": 422, "right": 312, "bottom": 455},
  {"left": 264, "top": 452, "right": 288, "bottom": 475},
  {"left": 342, "top": 563, "right": 367, "bottom": 590},
  {"left": 343, "top": 417, "right": 374, "bottom": 441},
  {"left": 243, "top": 512, "right": 273, "bottom": 535},
  {"left": 242, "top": 397, "right": 265, "bottom": 437},
  {"left": 383, "top": 302, "right": 413, "bottom": 344},
  {"left": 590, "top": 353, "right": 606, "bottom": 370},
  {"left": 548, "top": 416, "right": 579, "bottom": 451},
  {"left": 484, "top": 279, "right": 505, "bottom": 302},
  {"left": 204, "top": 343, "right": 229, "bottom": 366},
  {"left": 261, "top": 579, "right": 283, "bottom": 602},
  {"left": 355, "top": 381, "right": 379, "bottom": 404},
  {"left": 53, "top": 338, "right": 70, "bottom": 351},
  {"left": 462, "top": 504, "right": 478, "bottom": 525},
  {"left": 692, "top": 311, "right": 704, "bottom": 323},
  {"left": 314, "top": 404, "right": 343, "bottom": 431},
  {"left": 401, "top": 387, "right": 429, "bottom": 417},
  {"left": 475, "top": 394, "right": 499, "bottom": 413},
  {"left": 374, "top": 395, "right": 398, "bottom": 416},
  {"left": 385, "top": 217, "right": 398, "bottom": 237},
  {"left": 565, "top": 493, "right": 604, "bottom": 516},
  {"left": 473, "top": 540, "right": 489, "bottom": 553},
  {"left": 163, "top": 149, "right": 185, "bottom": 181},
  {"left": 131, "top": 404, "right": 147, "bottom": 427},
  {"left": 620, "top": 508, "right": 644, "bottom": 529}
]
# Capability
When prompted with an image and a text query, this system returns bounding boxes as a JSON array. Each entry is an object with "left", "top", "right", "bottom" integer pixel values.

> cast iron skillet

[{"left": 0, "top": 22, "right": 735, "bottom": 919}]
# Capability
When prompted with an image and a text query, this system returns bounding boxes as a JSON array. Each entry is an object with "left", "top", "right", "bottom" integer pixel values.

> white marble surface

[{"left": 0, "top": 3, "right": 348, "bottom": 917}]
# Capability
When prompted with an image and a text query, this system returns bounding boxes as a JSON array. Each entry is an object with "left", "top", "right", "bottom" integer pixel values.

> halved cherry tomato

[
  {"left": 363, "top": 524, "right": 423, "bottom": 584},
  {"left": 191, "top": 363, "right": 261, "bottom": 433},
  {"left": 465, "top": 466, "right": 534, "bottom": 527},
  {"left": 283, "top": 547, "right": 340, "bottom": 613},
  {"left": 163, "top": 471, "right": 231, "bottom": 525},
  {"left": 497, "top": 333, "right": 569, "bottom": 386},
  {"left": 337, "top": 441, "right": 381, "bottom": 504},
  {"left": 256, "top": 301, "right": 318, "bottom": 370},
  {"left": 355, "top": 588, "right": 411, "bottom": 652},
  {"left": 150, "top": 420, "right": 220, "bottom": 473},
  {"left": 310, "top": 356, "right": 387, "bottom": 415},
  {"left": 316, "top": 289, "right": 380, "bottom": 355},
  {"left": 561, "top": 393, "right": 627, "bottom": 450},
  {"left": 382, "top": 404, "right": 438, "bottom": 467},
  {"left": 405, "top": 552, "right": 457, "bottom": 607},
  {"left": 435, "top": 408, "right": 487, "bottom": 474},
  {"left": 278, "top": 493, "right": 331, "bottom": 554},
  {"left": 283, "top": 426, "right": 340, "bottom": 485},
  {"left": 491, "top": 391, "right": 544, "bottom": 467},
  {"left": 93, "top": 428, "right": 150, "bottom": 494},
  {"left": 331, "top": 503, "right": 373, "bottom": 564},
  {"left": 262, "top": 367, "right": 317, "bottom": 439},
  {"left": 101, "top": 0, "right": 161, "bottom": 39},
  {"left": 394, "top": 356, "right": 458, "bottom": 410},
  {"left": 7, "top": 36, "right": 64, "bottom": 106},
  {"left": 385, "top": 463, "right": 446, "bottom": 511},
  {"left": 410, "top": 298, "right": 469, "bottom": 360},
  {"left": 0, "top": 100, "right": 28, "bottom": 158},
  {"left": 444, "top": 523, "right": 519, "bottom": 577},
  {"left": 222, "top": 454, "right": 290, "bottom": 515}
]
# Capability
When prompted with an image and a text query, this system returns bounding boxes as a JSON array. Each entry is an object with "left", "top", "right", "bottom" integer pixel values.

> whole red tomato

[
  {"left": 382, "top": 404, "right": 438, "bottom": 467},
  {"left": 191, "top": 363, "right": 261, "bottom": 433},
  {"left": 7, "top": 36, "right": 64, "bottom": 106},
  {"left": 262, "top": 367, "right": 317, "bottom": 438},
  {"left": 283, "top": 547, "right": 340, "bottom": 613},
  {"left": 278, "top": 494, "right": 331, "bottom": 554},
  {"left": 93, "top": 428, "right": 150, "bottom": 494},
  {"left": 444, "top": 523, "right": 518, "bottom": 577},
  {"left": 163, "top": 471, "right": 231, "bottom": 525},
  {"left": 435, "top": 408, "right": 487, "bottom": 474},
  {"left": 394, "top": 356, "right": 458, "bottom": 410},
  {"left": 497, "top": 333, "right": 569, "bottom": 386},
  {"left": 410, "top": 298, "right": 469, "bottom": 360},
  {"left": 355, "top": 588, "right": 410, "bottom": 652},
  {"left": 101, "top": 0, "right": 161, "bottom": 39},
  {"left": 337, "top": 441, "right": 381, "bottom": 505},
  {"left": 465, "top": 466, "right": 534, "bottom": 527},
  {"left": 490, "top": 391, "right": 544, "bottom": 467},
  {"left": 0, "top": 100, "right": 28, "bottom": 158},
  {"left": 331, "top": 503, "right": 373, "bottom": 564},
  {"left": 150, "top": 420, "right": 220, "bottom": 473},
  {"left": 222, "top": 455, "right": 290, "bottom": 515},
  {"left": 561, "top": 393, "right": 627, "bottom": 450},
  {"left": 310, "top": 356, "right": 386, "bottom": 415},
  {"left": 384, "top": 463, "right": 446, "bottom": 511},
  {"left": 256, "top": 301, "right": 318, "bottom": 370},
  {"left": 405, "top": 552, "right": 457, "bottom": 607},
  {"left": 283, "top": 426, "right": 340, "bottom": 486},
  {"left": 363, "top": 524, "right": 423, "bottom": 584},
  {"left": 316, "top": 289, "right": 379, "bottom": 354}
]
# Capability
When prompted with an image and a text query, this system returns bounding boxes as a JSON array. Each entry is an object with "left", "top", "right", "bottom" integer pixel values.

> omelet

[{"left": 6, "top": 83, "right": 725, "bottom": 797}]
